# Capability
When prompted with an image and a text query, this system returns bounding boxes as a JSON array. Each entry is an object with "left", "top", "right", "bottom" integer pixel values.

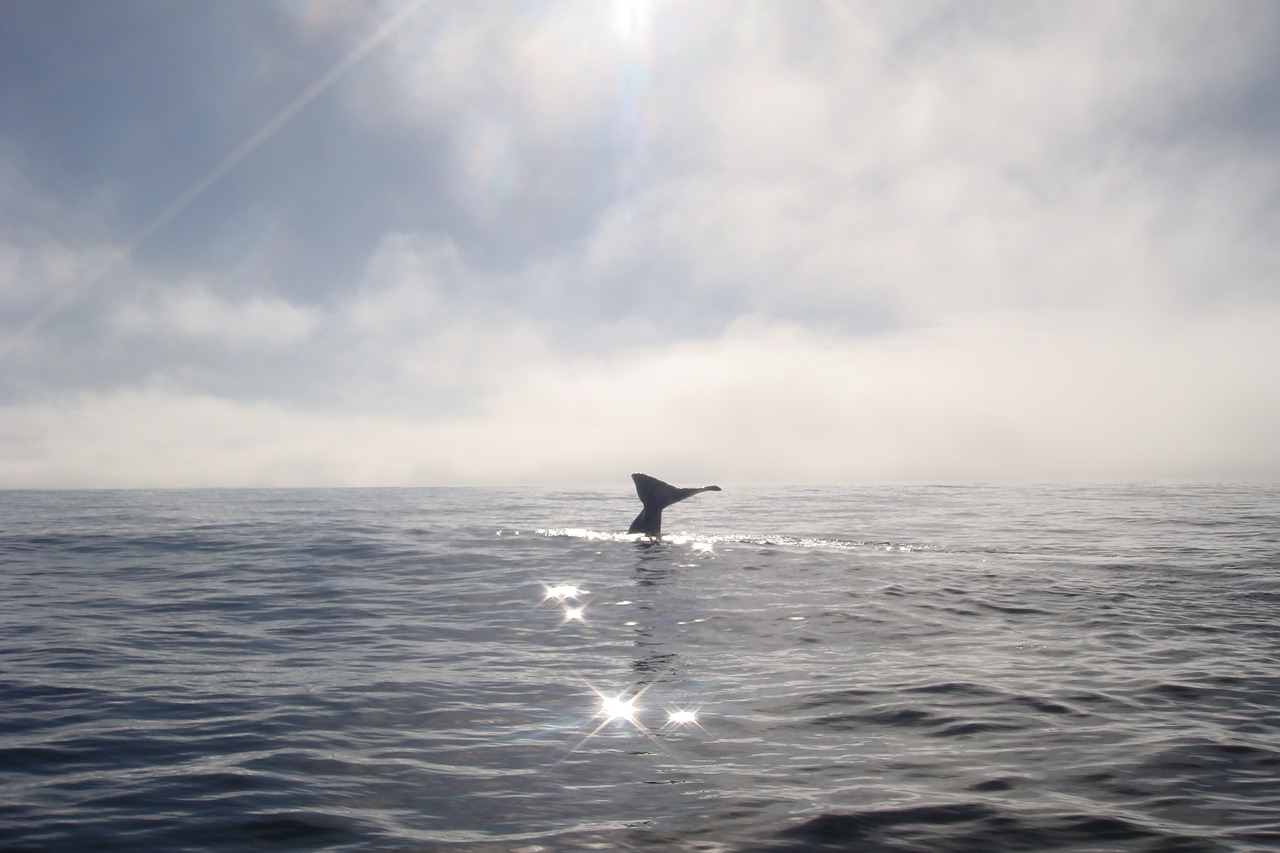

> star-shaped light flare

[
  {"left": 552, "top": 680, "right": 709, "bottom": 768},
  {"left": 661, "top": 706, "right": 706, "bottom": 733},
  {"left": 588, "top": 684, "right": 650, "bottom": 732},
  {"left": 599, "top": 694, "right": 638, "bottom": 724},
  {"left": 558, "top": 682, "right": 657, "bottom": 757},
  {"left": 542, "top": 583, "right": 583, "bottom": 602},
  {"left": 540, "top": 584, "right": 590, "bottom": 625}
]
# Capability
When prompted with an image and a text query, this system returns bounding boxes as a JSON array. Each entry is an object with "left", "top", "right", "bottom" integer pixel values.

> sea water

[{"left": 1, "top": 484, "right": 1277, "bottom": 851}]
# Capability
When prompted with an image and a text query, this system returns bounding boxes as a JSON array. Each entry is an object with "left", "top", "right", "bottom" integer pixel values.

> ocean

[{"left": 1, "top": 484, "right": 1278, "bottom": 851}]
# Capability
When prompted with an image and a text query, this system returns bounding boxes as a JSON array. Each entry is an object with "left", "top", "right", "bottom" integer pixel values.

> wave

[
  {"left": 509, "top": 528, "right": 946, "bottom": 553},
  {"left": 768, "top": 802, "right": 1205, "bottom": 853}
]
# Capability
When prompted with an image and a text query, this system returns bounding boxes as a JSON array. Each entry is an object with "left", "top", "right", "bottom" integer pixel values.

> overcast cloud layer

[{"left": 2, "top": 0, "right": 1279, "bottom": 487}]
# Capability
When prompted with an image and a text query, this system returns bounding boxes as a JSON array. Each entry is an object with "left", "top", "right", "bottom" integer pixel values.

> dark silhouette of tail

[{"left": 627, "top": 473, "right": 721, "bottom": 537}]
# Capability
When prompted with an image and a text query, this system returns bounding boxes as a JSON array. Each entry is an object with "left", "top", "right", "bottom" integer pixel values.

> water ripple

[{"left": 1, "top": 485, "right": 1277, "bottom": 850}]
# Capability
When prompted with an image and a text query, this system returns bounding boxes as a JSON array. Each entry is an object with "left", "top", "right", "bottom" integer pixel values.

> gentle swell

[{"left": 1, "top": 485, "right": 1277, "bottom": 852}]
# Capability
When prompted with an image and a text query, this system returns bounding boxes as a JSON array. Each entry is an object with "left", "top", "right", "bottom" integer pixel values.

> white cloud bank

[{"left": 5, "top": 306, "right": 1276, "bottom": 488}]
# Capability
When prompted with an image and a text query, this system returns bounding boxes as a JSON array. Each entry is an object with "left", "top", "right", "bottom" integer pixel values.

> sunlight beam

[{"left": 1, "top": 0, "right": 432, "bottom": 359}]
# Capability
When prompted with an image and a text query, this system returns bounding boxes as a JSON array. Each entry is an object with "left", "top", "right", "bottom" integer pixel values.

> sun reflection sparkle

[
  {"left": 600, "top": 694, "right": 638, "bottom": 724},
  {"left": 543, "top": 583, "right": 583, "bottom": 602},
  {"left": 553, "top": 678, "right": 710, "bottom": 768},
  {"left": 583, "top": 683, "right": 653, "bottom": 737}
]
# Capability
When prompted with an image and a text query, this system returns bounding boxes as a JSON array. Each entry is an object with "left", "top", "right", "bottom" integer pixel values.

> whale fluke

[{"left": 627, "top": 473, "right": 721, "bottom": 537}]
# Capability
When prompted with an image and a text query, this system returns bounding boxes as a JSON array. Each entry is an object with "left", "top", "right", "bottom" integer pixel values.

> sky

[{"left": 2, "top": 0, "right": 1279, "bottom": 488}]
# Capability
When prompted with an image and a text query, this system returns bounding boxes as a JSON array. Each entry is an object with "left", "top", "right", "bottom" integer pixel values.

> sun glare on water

[
  {"left": 534, "top": 570, "right": 710, "bottom": 761},
  {"left": 600, "top": 694, "right": 639, "bottom": 724},
  {"left": 543, "top": 584, "right": 583, "bottom": 602}
]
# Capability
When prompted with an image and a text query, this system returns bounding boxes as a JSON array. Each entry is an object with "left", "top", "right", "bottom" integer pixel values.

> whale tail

[{"left": 627, "top": 473, "right": 722, "bottom": 537}]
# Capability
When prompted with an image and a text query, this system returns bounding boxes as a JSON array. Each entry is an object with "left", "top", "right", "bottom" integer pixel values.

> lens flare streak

[{"left": 1, "top": 0, "right": 435, "bottom": 359}]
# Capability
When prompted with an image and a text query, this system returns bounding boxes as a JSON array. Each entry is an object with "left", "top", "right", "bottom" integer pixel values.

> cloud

[
  {"left": 328, "top": 232, "right": 550, "bottom": 414},
  {"left": 509, "top": 1, "right": 1280, "bottom": 338},
  {"left": 5, "top": 306, "right": 1277, "bottom": 488},
  {"left": 2, "top": 2, "right": 1279, "bottom": 486},
  {"left": 112, "top": 284, "right": 319, "bottom": 348},
  {"left": 0, "top": 238, "right": 118, "bottom": 318}
]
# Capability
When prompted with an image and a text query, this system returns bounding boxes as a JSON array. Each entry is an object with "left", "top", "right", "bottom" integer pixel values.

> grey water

[{"left": 1, "top": 484, "right": 1278, "bottom": 851}]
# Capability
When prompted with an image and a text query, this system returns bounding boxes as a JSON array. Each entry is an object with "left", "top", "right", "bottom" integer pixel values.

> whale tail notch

[{"left": 627, "top": 473, "right": 721, "bottom": 537}]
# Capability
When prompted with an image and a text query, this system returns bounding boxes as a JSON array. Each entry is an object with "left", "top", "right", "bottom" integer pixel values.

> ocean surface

[{"left": 2, "top": 484, "right": 1278, "bottom": 852}]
